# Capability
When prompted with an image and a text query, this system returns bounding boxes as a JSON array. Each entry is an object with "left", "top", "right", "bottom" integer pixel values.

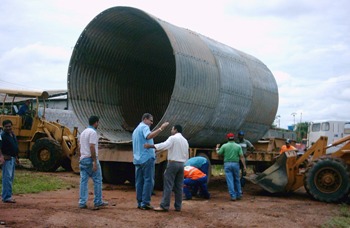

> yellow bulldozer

[
  {"left": 0, "top": 89, "right": 79, "bottom": 172},
  {"left": 248, "top": 135, "right": 350, "bottom": 203}
]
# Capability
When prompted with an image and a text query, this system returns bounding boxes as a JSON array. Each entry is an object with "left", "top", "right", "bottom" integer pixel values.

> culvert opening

[
  {"left": 68, "top": 7, "right": 278, "bottom": 145},
  {"left": 68, "top": 7, "right": 175, "bottom": 134}
]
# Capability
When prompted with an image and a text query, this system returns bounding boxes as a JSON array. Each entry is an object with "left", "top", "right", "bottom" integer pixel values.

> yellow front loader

[
  {"left": 248, "top": 136, "right": 350, "bottom": 202},
  {"left": 0, "top": 88, "right": 79, "bottom": 172}
]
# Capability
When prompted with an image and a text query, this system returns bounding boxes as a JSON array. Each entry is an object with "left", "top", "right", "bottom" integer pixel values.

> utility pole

[
  {"left": 291, "top": 112, "right": 297, "bottom": 126},
  {"left": 275, "top": 115, "right": 281, "bottom": 128}
]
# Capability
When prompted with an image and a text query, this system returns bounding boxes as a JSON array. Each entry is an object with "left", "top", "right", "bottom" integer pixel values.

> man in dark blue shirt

[{"left": 0, "top": 119, "right": 20, "bottom": 203}]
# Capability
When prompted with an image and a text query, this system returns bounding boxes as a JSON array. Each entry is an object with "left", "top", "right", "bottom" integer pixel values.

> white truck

[{"left": 308, "top": 120, "right": 350, "bottom": 153}]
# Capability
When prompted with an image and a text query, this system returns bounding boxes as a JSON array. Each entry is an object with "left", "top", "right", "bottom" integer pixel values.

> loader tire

[
  {"left": 30, "top": 138, "right": 63, "bottom": 172},
  {"left": 304, "top": 157, "right": 350, "bottom": 203}
]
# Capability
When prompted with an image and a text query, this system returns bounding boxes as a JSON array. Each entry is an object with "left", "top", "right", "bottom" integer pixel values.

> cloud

[
  {"left": 0, "top": 43, "right": 70, "bottom": 89},
  {"left": 0, "top": 0, "right": 349, "bottom": 129}
]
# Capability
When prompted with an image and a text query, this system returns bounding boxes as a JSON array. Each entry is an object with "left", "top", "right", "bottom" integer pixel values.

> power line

[
  {"left": 0, "top": 79, "right": 43, "bottom": 90},
  {"left": 290, "top": 79, "right": 350, "bottom": 88}
]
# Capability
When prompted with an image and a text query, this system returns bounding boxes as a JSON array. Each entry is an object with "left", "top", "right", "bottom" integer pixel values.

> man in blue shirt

[
  {"left": 236, "top": 130, "right": 254, "bottom": 188},
  {"left": 185, "top": 156, "right": 209, "bottom": 176},
  {"left": 184, "top": 156, "right": 210, "bottom": 197},
  {"left": 17, "top": 100, "right": 33, "bottom": 129},
  {"left": 132, "top": 113, "right": 169, "bottom": 210}
]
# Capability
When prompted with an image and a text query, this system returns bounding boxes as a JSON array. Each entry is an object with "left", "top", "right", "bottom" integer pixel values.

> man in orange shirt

[
  {"left": 183, "top": 166, "right": 210, "bottom": 200},
  {"left": 280, "top": 139, "right": 297, "bottom": 154}
]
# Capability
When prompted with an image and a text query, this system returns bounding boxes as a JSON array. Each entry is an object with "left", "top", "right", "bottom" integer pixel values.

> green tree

[{"left": 295, "top": 122, "right": 309, "bottom": 142}]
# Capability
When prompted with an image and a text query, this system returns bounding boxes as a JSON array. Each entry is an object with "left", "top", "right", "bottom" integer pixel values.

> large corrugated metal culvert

[{"left": 68, "top": 6, "right": 278, "bottom": 147}]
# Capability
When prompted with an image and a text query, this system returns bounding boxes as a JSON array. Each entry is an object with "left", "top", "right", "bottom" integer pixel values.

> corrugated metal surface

[{"left": 68, "top": 7, "right": 278, "bottom": 147}]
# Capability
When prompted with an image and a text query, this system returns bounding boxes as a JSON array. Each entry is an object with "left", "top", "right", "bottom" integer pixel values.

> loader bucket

[{"left": 247, "top": 153, "right": 289, "bottom": 193}]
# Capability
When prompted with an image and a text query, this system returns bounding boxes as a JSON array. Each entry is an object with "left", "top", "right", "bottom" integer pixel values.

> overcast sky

[{"left": 0, "top": 0, "right": 349, "bottom": 129}]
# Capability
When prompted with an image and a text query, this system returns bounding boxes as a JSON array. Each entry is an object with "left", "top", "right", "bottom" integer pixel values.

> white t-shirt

[{"left": 79, "top": 127, "right": 98, "bottom": 160}]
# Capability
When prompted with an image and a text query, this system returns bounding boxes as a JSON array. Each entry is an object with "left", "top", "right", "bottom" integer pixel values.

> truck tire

[
  {"left": 30, "top": 138, "right": 62, "bottom": 172},
  {"left": 100, "top": 161, "right": 128, "bottom": 184},
  {"left": 154, "top": 161, "right": 167, "bottom": 190},
  {"left": 60, "top": 157, "right": 73, "bottom": 171},
  {"left": 253, "top": 162, "right": 271, "bottom": 174},
  {"left": 304, "top": 157, "right": 350, "bottom": 203},
  {"left": 197, "top": 153, "right": 212, "bottom": 184}
]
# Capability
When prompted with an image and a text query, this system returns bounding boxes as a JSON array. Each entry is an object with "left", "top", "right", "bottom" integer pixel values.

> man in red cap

[{"left": 216, "top": 133, "right": 246, "bottom": 201}]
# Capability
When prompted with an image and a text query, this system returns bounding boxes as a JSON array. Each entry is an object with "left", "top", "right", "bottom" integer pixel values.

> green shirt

[{"left": 217, "top": 141, "right": 243, "bottom": 162}]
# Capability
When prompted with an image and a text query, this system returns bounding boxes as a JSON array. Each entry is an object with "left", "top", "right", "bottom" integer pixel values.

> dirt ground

[{"left": 0, "top": 170, "right": 347, "bottom": 228}]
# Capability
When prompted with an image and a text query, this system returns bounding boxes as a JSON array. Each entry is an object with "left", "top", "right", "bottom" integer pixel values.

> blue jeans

[
  {"left": 2, "top": 157, "right": 15, "bottom": 201},
  {"left": 190, "top": 162, "right": 210, "bottom": 196},
  {"left": 135, "top": 158, "right": 155, "bottom": 207},
  {"left": 183, "top": 176, "right": 210, "bottom": 199},
  {"left": 224, "top": 162, "right": 241, "bottom": 199},
  {"left": 200, "top": 162, "right": 209, "bottom": 177},
  {"left": 79, "top": 158, "right": 103, "bottom": 207}
]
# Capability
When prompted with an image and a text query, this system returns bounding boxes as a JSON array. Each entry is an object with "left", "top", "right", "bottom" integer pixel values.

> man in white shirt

[
  {"left": 78, "top": 116, "right": 108, "bottom": 210},
  {"left": 144, "top": 124, "right": 189, "bottom": 212}
]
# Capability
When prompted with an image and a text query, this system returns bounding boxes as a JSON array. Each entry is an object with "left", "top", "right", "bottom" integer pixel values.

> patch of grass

[
  {"left": 211, "top": 164, "right": 254, "bottom": 176},
  {"left": 0, "top": 170, "right": 69, "bottom": 194},
  {"left": 322, "top": 204, "right": 350, "bottom": 228},
  {"left": 212, "top": 165, "right": 224, "bottom": 176}
]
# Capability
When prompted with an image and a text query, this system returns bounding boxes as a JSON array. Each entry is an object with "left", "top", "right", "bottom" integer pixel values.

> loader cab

[
  {"left": 0, "top": 89, "right": 49, "bottom": 136},
  {"left": 307, "top": 120, "right": 350, "bottom": 153}
]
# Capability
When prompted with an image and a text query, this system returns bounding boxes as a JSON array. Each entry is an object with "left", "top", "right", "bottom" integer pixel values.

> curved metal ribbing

[{"left": 68, "top": 7, "right": 278, "bottom": 147}]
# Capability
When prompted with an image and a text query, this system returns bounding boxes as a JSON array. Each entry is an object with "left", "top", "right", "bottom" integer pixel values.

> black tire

[
  {"left": 30, "top": 138, "right": 63, "bottom": 172},
  {"left": 304, "top": 157, "right": 350, "bottom": 203},
  {"left": 154, "top": 161, "right": 167, "bottom": 190},
  {"left": 197, "top": 153, "right": 212, "bottom": 184},
  {"left": 60, "top": 157, "right": 73, "bottom": 171},
  {"left": 253, "top": 162, "right": 271, "bottom": 173},
  {"left": 100, "top": 161, "right": 133, "bottom": 185}
]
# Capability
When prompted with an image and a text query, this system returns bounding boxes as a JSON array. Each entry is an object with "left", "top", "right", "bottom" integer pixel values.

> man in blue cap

[{"left": 236, "top": 131, "right": 254, "bottom": 188}]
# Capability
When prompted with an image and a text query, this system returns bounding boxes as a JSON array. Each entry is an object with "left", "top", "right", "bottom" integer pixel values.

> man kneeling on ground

[{"left": 183, "top": 166, "right": 210, "bottom": 200}]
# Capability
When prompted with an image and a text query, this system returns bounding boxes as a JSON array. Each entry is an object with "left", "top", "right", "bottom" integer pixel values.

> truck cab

[{"left": 308, "top": 120, "right": 350, "bottom": 153}]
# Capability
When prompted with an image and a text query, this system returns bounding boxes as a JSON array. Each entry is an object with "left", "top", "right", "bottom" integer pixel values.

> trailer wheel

[
  {"left": 100, "top": 161, "right": 128, "bottom": 184},
  {"left": 30, "top": 137, "right": 62, "bottom": 172},
  {"left": 60, "top": 157, "right": 73, "bottom": 171},
  {"left": 253, "top": 163, "right": 271, "bottom": 173},
  {"left": 304, "top": 157, "right": 350, "bottom": 203},
  {"left": 197, "top": 153, "right": 212, "bottom": 184},
  {"left": 154, "top": 161, "right": 167, "bottom": 190}
]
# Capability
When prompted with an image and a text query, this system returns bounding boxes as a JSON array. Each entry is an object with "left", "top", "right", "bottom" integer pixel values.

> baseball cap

[
  {"left": 286, "top": 139, "right": 291, "bottom": 144},
  {"left": 238, "top": 130, "right": 244, "bottom": 136},
  {"left": 226, "top": 133, "right": 234, "bottom": 139}
]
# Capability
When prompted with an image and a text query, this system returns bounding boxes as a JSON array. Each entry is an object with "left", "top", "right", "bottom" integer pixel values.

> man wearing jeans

[
  {"left": 216, "top": 133, "right": 246, "bottom": 201},
  {"left": 144, "top": 125, "right": 189, "bottom": 212},
  {"left": 78, "top": 116, "right": 108, "bottom": 210},
  {"left": 132, "top": 113, "right": 169, "bottom": 210},
  {"left": 0, "top": 120, "right": 20, "bottom": 203}
]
